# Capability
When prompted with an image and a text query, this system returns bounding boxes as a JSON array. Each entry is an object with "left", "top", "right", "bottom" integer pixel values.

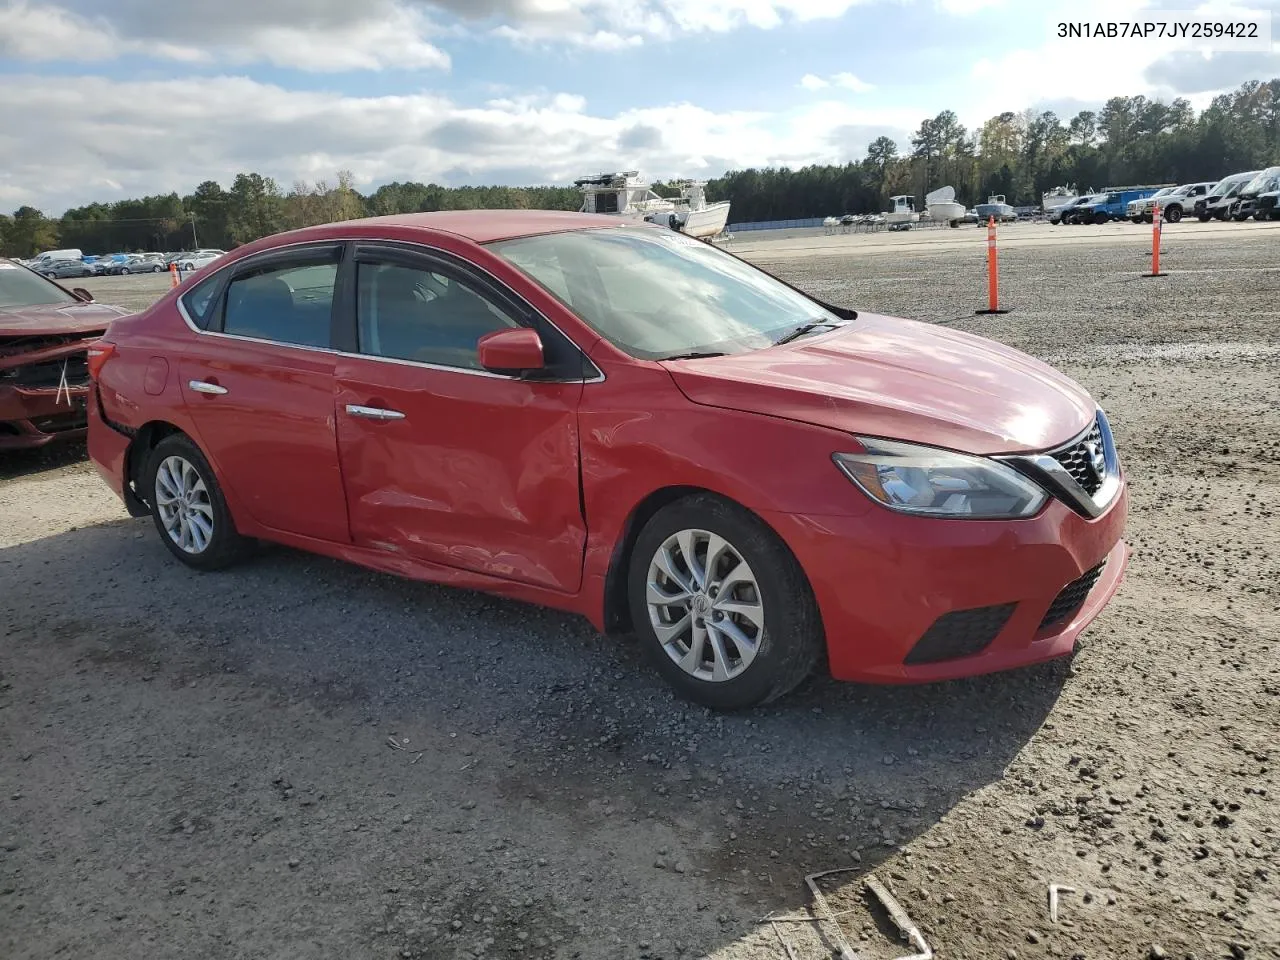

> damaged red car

[
  {"left": 86, "top": 211, "right": 1129, "bottom": 710},
  {"left": 1, "top": 259, "right": 130, "bottom": 451}
]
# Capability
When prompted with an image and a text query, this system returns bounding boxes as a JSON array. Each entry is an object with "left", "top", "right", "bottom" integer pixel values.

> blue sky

[{"left": 1, "top": 0, "right": 1277, "bottom": 213}]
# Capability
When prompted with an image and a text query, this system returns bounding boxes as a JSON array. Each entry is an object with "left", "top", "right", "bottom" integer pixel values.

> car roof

[{"left": 311, "top": 209, "right": 625, "bottom": 244}]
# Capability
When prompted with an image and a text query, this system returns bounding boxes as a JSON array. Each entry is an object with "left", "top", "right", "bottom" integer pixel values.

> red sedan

[
  {"left": 86, "top": 211, "right": 1128, "bottom": 710},
  {"left": 1, "top": 259, "right": 130, "bottom": 450}
]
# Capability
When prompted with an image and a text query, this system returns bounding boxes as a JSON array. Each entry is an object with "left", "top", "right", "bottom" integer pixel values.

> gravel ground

[{"left": 2, "top": 223, "right": 1277, "bottom": 960}]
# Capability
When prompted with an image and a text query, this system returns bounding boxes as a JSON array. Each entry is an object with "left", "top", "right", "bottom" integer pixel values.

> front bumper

[
  {"left": 764, "top": 481, "right": 1129, "bottom": 684},
  {"left": 0, "top": 384, "right": 88, "bottom": 449},
  {"left": 0, "top": 339, "right": 94, "bottom": 450}
]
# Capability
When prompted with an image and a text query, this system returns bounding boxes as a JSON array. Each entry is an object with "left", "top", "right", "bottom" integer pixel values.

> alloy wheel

[
  {"left": 646, "top": 529, "right": 764, "bottom": 682},
  {"left": 154, "top": 455, "right": 214, "bottom": 554}
]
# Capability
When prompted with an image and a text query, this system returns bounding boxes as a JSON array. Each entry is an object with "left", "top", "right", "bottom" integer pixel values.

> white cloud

[
  {"left": 799, "top": 71, "right": 875, "bottom": 92},
  {"left": 0, "top": 0, "right": 885, "bottom": 64},
  {"left": 0, "top": 0, "right": 450, "bottom": 72},
  {"left": 936, "top": 0, "right": 1006, "bottom": 13},
  {"left": 0, "top": 73, "right": 919, "bottom": 213},
  {"left": 0, "top": 2, "right": 118, "bottom": 60}
]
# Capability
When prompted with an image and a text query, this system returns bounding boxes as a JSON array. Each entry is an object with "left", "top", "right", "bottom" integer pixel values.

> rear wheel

[
  {"left": 146, "top": 434, "right": 251, "bottom": 570},
  {"left": 1094, "top": 211, "right": 1110, "bottom": 224},
  {"left": 628, "top": 494, "right": 824, "bottom": 711}
]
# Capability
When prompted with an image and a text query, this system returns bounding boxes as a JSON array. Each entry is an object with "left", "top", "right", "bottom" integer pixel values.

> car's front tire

[
  {"left": 146, "top": 434, "right": 251, "bottom": 570},
  {"left": 627, "top": 494, "right": 824, "bottom": 711},
  {"left": 1166, "top": 206, "right": 1183, "bottom": 223}
]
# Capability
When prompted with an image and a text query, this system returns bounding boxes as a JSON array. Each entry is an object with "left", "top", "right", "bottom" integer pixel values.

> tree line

[{"left": 2, "top": 78, "right": 1277, "bottom": 258}]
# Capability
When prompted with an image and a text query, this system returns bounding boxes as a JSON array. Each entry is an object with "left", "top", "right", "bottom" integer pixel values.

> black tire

[
  {"left": 1198, "top": 213, "right": 1210, "bottom": 222},
  {"left": 152, "top": 264, "right": 163, "bottom": 272},
  {"left": 121, "top": 267, "right": 132, "bottom": 275},
  {"left": 145, "top": 434, "right": 251, "bottom": 571},
  {"left": 1129, "top": 216, "right": 1143, "bottom": 224},
  {"left": 627, "top": 493, "right": 824, "bottom": 711},
  {"left": 1166, "top": 205, "right": 1183, "bottom": 223}
]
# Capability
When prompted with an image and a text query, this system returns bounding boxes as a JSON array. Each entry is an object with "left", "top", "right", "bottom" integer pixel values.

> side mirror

[
  {"left": 71, "top": 287, "right": 95, "bottom": 302},
  {"left": 477, "top": 328, "right": 545, "bottom": 374}
]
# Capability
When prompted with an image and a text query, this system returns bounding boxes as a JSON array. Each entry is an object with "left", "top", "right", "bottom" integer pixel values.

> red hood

[
  {"left": 661, "top": 313, "right": 1096, "bottom": 455},
  {"left": 0, "top": 301, "right": 131, "bottom": 337}
]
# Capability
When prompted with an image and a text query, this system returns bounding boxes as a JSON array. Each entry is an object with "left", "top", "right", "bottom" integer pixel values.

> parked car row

[
  {"left": 1194, "top": 167, "right": 1280, "bottom": 221},
  {"left": 1046, "top": 167, "right": 1280, "bottom": 225},
  {"left": 17, "top": 248, "right": 229, "bottom": 280}
]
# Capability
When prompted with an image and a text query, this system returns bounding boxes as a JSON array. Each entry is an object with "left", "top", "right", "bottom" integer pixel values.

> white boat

[
  {"left": 575, "top": 172, "right": 732, "bottom": 239},
  {"left": 575, "top": 171, "right": 675, "bottom": 222},
  {"left": 925, "top": 186, "right": 967, "bottom": 227},
  {"left": 884, "top": 195, "right": 920, "bottom": 228},
  {"left": 670, "top": 180, "right": 732, "bottom": 239},
  {"left": 1042, "top": 186, "right": 1077, "bottom": 212}
]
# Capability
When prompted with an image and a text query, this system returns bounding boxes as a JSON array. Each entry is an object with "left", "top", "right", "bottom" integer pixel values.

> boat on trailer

[
  {"left": 925, "top": 186, "right": 967, "bottom": 227},
  {"left": 974, "top": 194, "right": 1017, "bottom": 224},
  {"left": 574, "top": 171, "right": 732, "bottom": 240},
  {"left": 884, "top": 195, "right": 920, "bottom": 230},
  {"left": 1042, "top": 186, "right": 1077, "bottom": 214},
  {"left": 671, "top": 180, "right": 731, "bottom": 239}
]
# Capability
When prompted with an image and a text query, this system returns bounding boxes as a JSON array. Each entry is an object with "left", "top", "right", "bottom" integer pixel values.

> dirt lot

[{"left": 2, "top": 221, "right": 1278, "bottom": 960}]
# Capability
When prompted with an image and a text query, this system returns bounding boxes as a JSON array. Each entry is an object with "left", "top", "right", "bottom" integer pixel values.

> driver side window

[{"left": 355, "top": 262, "right": 520, "bottom": 371}]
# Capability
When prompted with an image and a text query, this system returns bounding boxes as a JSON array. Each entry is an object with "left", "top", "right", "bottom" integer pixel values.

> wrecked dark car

[{"left": 0, "top": 259, "right": 130, "bottom": 451}]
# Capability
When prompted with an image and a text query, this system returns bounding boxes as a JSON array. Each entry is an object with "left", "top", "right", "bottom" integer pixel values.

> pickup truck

[
  {"left": 1073, "top": 187, "right": 1169, "bottom": 224},
  {"left": 1127, "top": 182, "right": 1214, "bottom": 223},
  {"left": 1054, "top": 193, "right": 1107, "bottom": 224}
]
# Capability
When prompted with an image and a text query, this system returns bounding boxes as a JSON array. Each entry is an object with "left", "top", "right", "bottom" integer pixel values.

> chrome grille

[{"left": 1050, "top": 422, "right": 1105, "bottom": 495}]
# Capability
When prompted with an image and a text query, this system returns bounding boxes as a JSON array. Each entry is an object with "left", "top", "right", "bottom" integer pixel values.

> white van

[{"left": 30, "top": 249, "right": 84, "bottom": 264}]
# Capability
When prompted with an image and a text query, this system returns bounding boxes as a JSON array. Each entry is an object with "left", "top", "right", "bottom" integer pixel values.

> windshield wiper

[
  {"left": 659, "top": 351, "right": 728, "bottom": 361},
  {"left": 774, "top": 320, "right": 846, "bottom": 345}
]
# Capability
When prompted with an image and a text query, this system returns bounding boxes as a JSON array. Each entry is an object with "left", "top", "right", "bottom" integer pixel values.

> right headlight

[{"left": 833, "top": 438, "right": 1048, "bottom": 519}]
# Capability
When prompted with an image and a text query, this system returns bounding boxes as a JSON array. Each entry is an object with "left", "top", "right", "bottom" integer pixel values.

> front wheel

[
  {"left": 152, "top": 264, "right": 164, "bottom": 272},
  {"left": 1165, "top": 206, "right": 1183, "bottom": 223},
  {"left": 628, "top": 494, "right": 824, "bottom": 710},
  {"left": 146, "top": 434, "right": 251, "bottom": 570},
  {"left": 1094, "top": 211, "right": 1110, "bottom": 224}
]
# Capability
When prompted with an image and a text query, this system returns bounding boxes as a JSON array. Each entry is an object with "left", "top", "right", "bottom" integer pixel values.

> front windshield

[
  {"left": 1151, "top": 187, "right": 1176, "bottom": 198},
  {"left": 0, "top": 261, "right": 76, "bottom": 309},
  {"left": 1208, "top": 175, "right": 1238, "bottom": 195},
  {"left": 488, "top": 226, "right": 846, "bottom": 360},
  {"left": 1242, "top": 167, "right": 1280, "bottom": 194}
]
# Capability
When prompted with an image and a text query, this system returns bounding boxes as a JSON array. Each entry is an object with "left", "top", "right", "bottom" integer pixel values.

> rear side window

[
  {"left": 179, "top": 274, "right": 221, "bottom": 330},
  {"left": 223, "top": 261, "right": 338, "bottom": 348}
]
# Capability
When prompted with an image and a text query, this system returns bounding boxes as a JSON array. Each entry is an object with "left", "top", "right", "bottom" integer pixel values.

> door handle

[
  {"left": 345, "top": 404, "right": 405, "bottom": 421},
  {"left": 188, "top": 380, "right": 228, "bottom": 395}
]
